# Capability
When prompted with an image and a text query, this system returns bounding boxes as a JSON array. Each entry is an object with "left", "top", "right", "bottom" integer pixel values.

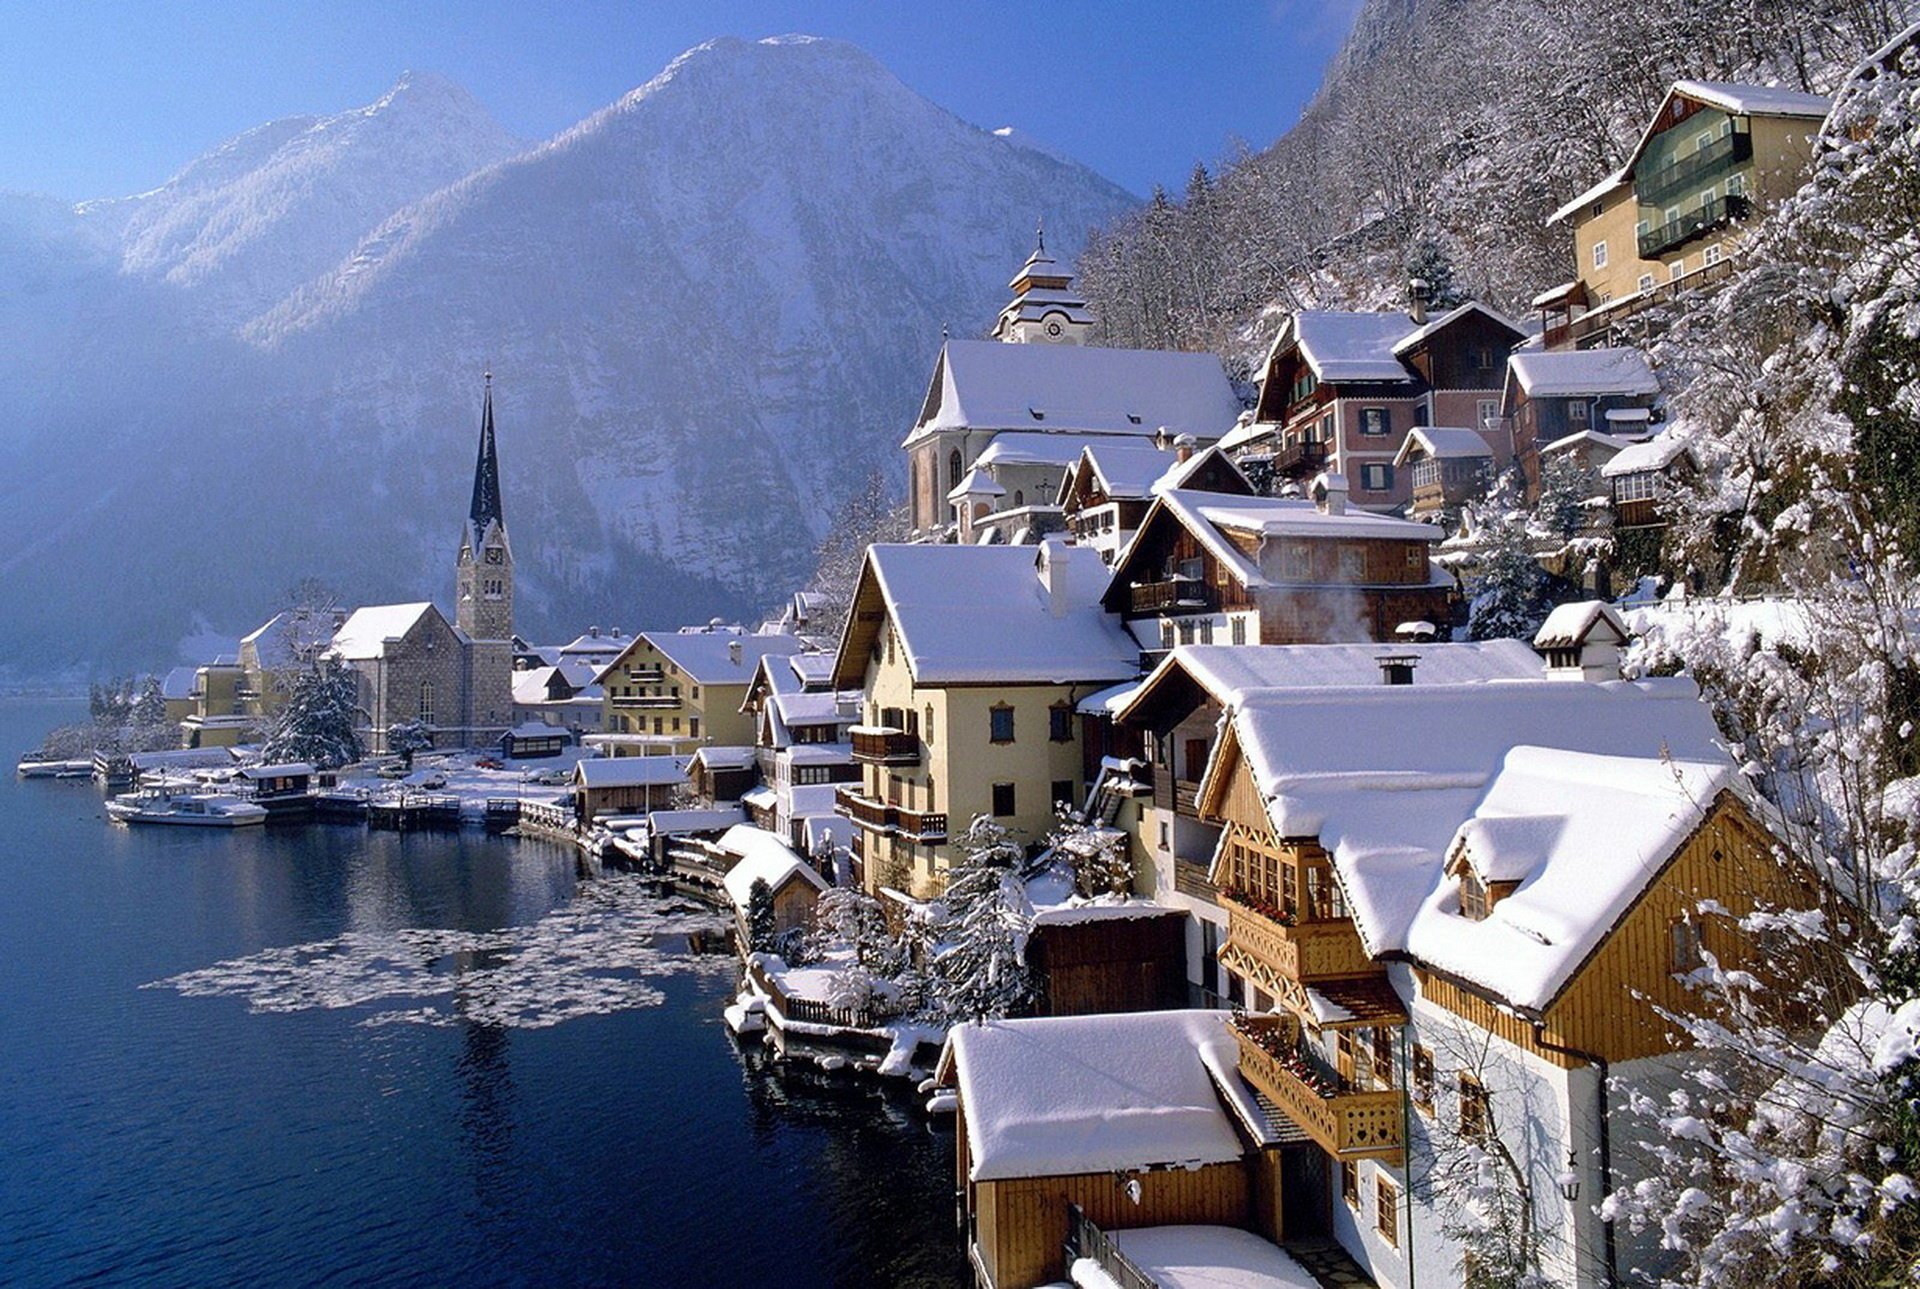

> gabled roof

[
  {"left": 948, "top": 466, "right": 1005, "bottom": 501},
  {"left": 1205, "top": 677, "right": 1736, "bottom": 1012},
  {"left": 640, "top": 629, "right": 805, "bottom": 686},
  {"left": 942, "top": 1009, "right": 1274, "bottom": 1181},
  {"left": 1390, "top": 301, "right": 1526, "bottom": 356},
  {"left": 1533, "top": 601, "right": 1629, "bottom": 651},
  {"left": 1393, "top": 426, "right": 1496, "bottom": 467},
  {"left": 1537, "top": 429, "right": 1646, "bottom": 458},
  {"left": 1283, "top": 311, "right": 1417, "bottom": 383},
  {"left": 574, "top": 754, "right": 690, "bottom": 788},
  {"left": 330, "top": 603, "right": 441, "bottom": 661},
  {"left": 904, "top": 339, "right": 1242, "bottom": 447},
  {"left": 1063, "top": 442, "right": 1185, "bottom": 502},
  {"left": 833, "top": 542, "right": 1140, "bottom": 689},
  {"left": 1509, "top": 347, "right": 1661, "bottom": 399},
  {"left": 1602, "top": 428, "right": 1695, "bottom": 477},
  {"left": 718, "top": 825, "right": 828, "bottom": 909},
  {"left": 1671, "top": 79, "right": 1832, "bottom": 118}
]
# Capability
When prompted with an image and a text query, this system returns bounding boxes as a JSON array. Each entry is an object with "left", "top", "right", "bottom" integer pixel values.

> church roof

[
  {"left": 330, "top": 603, "right": 441, "bottom": 661},
  {"left": 467, "top": 376, "right": 504, "bottom": 546}
]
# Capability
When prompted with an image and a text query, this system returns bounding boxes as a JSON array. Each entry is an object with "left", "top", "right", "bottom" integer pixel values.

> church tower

[
  {"left": 456, "top": 374, "right": 513, "bottom": 643},
  {"left": 990, "top": 221, "right": 1094, "bottom": 345}
]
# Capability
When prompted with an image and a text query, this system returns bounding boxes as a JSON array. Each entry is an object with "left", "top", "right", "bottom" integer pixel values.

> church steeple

[
  {"left": 456, "top": 372, "right": 513, "bottom": 642},
  {"left": 990, "top": 220, "right": 1093, "bottom": 345}
]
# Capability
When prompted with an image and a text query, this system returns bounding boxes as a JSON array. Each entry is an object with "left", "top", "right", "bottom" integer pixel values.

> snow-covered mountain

[{"left": 0, "top": 36, "right": 1137, "bottom": 677}]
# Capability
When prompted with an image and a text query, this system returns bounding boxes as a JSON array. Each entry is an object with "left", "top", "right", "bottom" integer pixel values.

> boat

[
  {"left": 17, "top": 756, "right": 92, "bottom": 778},
  {"left": 105, "top": 792, "right": 268, "bottom": 827}
]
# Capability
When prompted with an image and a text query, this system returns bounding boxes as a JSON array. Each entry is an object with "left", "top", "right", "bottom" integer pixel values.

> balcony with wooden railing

[
  {"left": 850, "top": 726, "right": 920, "bottom": 766},
  {"left": 1127, "top": 578, "right": 1216, "bottom": 615},
  {"left": 611, "top": 693, "right": 680, "bottom": 709},
  {"left": 834, "top": 785, "right": 948, "bottom": 845},
  {"left": 1230, "top": 1013, "right": 1404, "bottom": 1164},
  {"left": 1272, "top": 438, "right": 1330, "bottom": 479},
  {"left": 1150, "top": 763, "right": 1203, "bottom": 817},
  {"left": 1219, "top": 890, "right": 1376, "bottom": 982},
  {"left": 1639, "top": 193, "right": 1751, "bottom": 259}
]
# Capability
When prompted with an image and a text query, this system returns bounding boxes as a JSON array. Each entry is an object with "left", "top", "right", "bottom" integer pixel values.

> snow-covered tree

[
  {"left": 919, "top": 816, "right": 1036, "bottom": 1023},
  {"left": 262, "top": 656, "right": 363, "bottom": 769},
  {"left": 385, "top": 720, "right": 433, "bottom": 768},
  {"left": 130, "top": 676, "right": 167, "bottom": 730},
  {"left": 746, "top": 877, "right": 777, "bottom": 954},
  {"left": 1466, "top": 470, "right": 1554, "bottom": 641},
  {"left": 806, "top": 885, "right": 903, "bottom": 977},
  {"left": 1406, "top": 236, "right": 1467, "bottom": 311},
  {"left": 1047, "top": 805, "right": 1136, "bottom": 897},
  {"left": 806, "top": 468, "right": 911, "bottom": 640}
]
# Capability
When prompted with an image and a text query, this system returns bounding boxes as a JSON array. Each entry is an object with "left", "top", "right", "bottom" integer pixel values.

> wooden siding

[
  {"left": 1028, "top": 914, "right": 1188, "bottom": 1016},
  {"left": 977, "top": 1163, "right": 1253, "bottom": 1288}
]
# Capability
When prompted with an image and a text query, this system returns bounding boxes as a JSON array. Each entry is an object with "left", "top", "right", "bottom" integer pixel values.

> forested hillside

[{"left": 1078, "top": 0, "right": 1912, "bottom": 368}]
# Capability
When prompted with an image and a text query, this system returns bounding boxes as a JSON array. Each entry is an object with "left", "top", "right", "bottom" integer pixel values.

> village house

[
  {"left": 1503, "top": 347, "right": 1664, "bottom": 493},
  {"left": 718, "top": 824, "right": 829, "bottom": 948},
  {"left": 1601, "top": 425, "right": 1698, "bottom": 533},
  {"left": 160, "top": 667, "right": 199, "bottom": 726},
  {"left": 594, "top": 627, "right": 804, "bottom": 758},
  {"left": 1221, "top": 300, "right": 1526, "bottom": 510},
  {"left": 738, "top": 652, "right": 859, "bottom": 854},
  {"left": 570, "top": 753, "right": 689, "bottom": 823},
  {"left": 829, "top": 540, "right": 1140, "bottom": 898},
  {"left": 1101, "top": 480, "right": 1456, "bottom": 651},
  {"left": 1186, "top": 632, "right": 1816, "bottom": 1287},
  {"left": 903, "top": 242, "right": 1243, "bottom": 539},
  {"left": 1056, "top": 439, "right": 1253, "bottom": 563},
  {"left": 1111, "top": 639, "right": 1547, "bottom": 1005},
  {"left": 510, "top": 662, "right": 605, "bottom": 733},
  {"left": 178, "top": 657, "right": 252, "bottom": 748},
  {"left": 1391, "top": 426, "right": 1500, "bottom": 524},
  {"left": 1536, "top": 80, "right": 1831, "bottom": 349}
]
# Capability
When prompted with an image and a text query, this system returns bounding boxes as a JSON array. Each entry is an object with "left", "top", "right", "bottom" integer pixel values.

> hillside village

[{"left": 43, "top": 23, "right": 1920, "bottom": 1289}]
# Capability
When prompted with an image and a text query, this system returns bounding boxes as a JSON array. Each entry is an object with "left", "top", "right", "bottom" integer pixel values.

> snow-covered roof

[
  {"left": 1069, "top": 442, "right": 1184, "bottom": 501},
  {"left": 948, "top": 466, "right": 1005, "bottom": 500},
  {"left": 741, "top": 785, "right": 778, "bottom": 810},
  {"left": 1533, "top": 600, "right": 1628, "bottom": 650},
  {"left": 330, "top": 603, "right": 437, "bottom": 661},
  {"left": 1547, "top": 170, "right": 1629, "bottom": 226},
  {"left": 1123, "top": 640, "right": 1545, "bottom": 721},
  {"left": 642, "top": 630, "right": 805, "bottom": 686},
  {"left": 691, "top": 745, "right": 756, "bottom": 771},
  {"left": 574, "top": 755, "right": 690, "bottom": 788},
  {"left": 944, "top": 1009, "right": 1272, "bottom": 1181},
  {"left": 1537, "top": 429, "right": 1645, "bottom": 458},
  {"left": 512, "top": 666, "right": 566, "bottom": 705},
  {"left": 1509, "top": 347, "right": 1660, "bottom": 399},
  {"left": 1673, "top": 79, "right": 1833, "bottom": 118},
  {"left": 975, "top": 432, "right": 1140, "bottom": 471},
  {"left": 719, "top": 825, "right": 828, "bottom": 908},
  {"left": 1390, "top": 301, "right": 1525, "bottom": 356},
  {"left": 1601, "top": 429, "right": 1694, "bottom": 477},
  {"left": 1180, "top": 490, "right": 1442, "bottom": 551},
  {"left": 240, "top": 611, "right": 312, "bottom": 670},
  {"left": 788, "top": 653, "right": 835, "bottom": 686},
  {"left": 1394, "top": 426, "right": 1495, "bottom": 466},
  {"left": 557, "top": 629, "right": 630, "bottom": 656},
  {"left": 906, "top": 338, "right": 1242, "bottom": 446},
  {"left": 239, "top": 762, "right": 313, "bottom": 779},
  {"left": 1214, "top": 677, "right": 1736, "bottom": 1011},
  {"left": 161, "top": 666, "right": 200, "bottom": 700},
  {"left": 845, "top": 542, "right": 1140, "bottom": 687},
  {"left": 798, "top": 813, "right": 851, "bottom": 856},
  {"left": 505, "top": 720, "right": 566, "bottom": 739},
  {"left": 1286, "top": 311, "right": 1417, "bottom": 383},
  {"left": 1107, "top": 1226, "right": 1322, "bottom": 1289},
  {"left": 1152, "top": 444, "right": 1249, "bottom": 496},
  {"left": 644, "top": 806, "right": 744, "bottom": 834},
  {"left": 771, "top": 687, "right": 850, "bottom": 727}
]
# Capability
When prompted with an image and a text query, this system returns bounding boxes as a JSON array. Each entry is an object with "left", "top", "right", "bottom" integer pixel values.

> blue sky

[{"left": 0, "top": 0, "right": 1360, "bottom": 201}]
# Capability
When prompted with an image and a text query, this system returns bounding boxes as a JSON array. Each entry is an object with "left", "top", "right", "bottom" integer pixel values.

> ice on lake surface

[{"left": 147, "top": 873, "right": 735, "bottom": 1029}]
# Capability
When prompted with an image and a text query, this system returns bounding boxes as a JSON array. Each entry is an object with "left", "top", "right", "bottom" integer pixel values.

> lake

[{"left": 0, "top": 698, "right": 966, "bottom": 1287}]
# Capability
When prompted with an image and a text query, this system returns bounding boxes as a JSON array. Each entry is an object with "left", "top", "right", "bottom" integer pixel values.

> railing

[
  {"left": 1272, "top": 438, "right": 1330, "bottom": 478},
  {"left": 1150, "top": 764, "right": 1203, "bottom": 816},
  {"left": 1172, "top": 859, "right": 1217, "bottom": 903},
  {"left": 1559, "top": 253, "right": 1736, "bottom": 347},
  {"left": 611, "top": 694, "right": 680, "bottom": 709},
  {"left": 850, "top": 727, "right": 920, "bottom": 766},
  {"left": 1638, "top": 193, "right": 1750, "bottom": 258},
  {"left": 625, "top": 665, "right": 666, "bottom": 682},
  {"left": 833, "top": 785, "right": 948, "bottom": 844},
  {"left": 746, "top": 955, "right": 880, "bottom": 1029},
  {"left": 1127, "top": 579, "right": 1215, "bottom": 614},
  {"left": 1231, "top": 1014, "right": 1404, "bottom": 1164},
  {"left": 1064, "top": 1204, "right": 1160, "bottom": 1289},
  {"left": 1636, "top": 130, "right": 1751, "bottom": 206},
  {"left": 1220, "top": 892, "right": 1378, "bottom": 981}
]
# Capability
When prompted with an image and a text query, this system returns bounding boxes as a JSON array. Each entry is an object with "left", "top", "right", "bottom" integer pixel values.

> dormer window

[{"left": 1460, "top": 868, "right": 1491, "bottom": 921}]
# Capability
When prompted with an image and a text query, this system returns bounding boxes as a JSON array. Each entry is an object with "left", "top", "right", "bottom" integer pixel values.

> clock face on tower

[
  {"left": 485, "top": 548, "right": 503, "bottom": 565},
  {"left": 1045, "top": 320, "right": 1063, "bottom": 338}
]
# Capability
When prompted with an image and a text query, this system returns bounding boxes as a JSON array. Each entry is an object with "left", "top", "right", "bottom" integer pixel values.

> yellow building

[
  {"left": 829, "top": 541, "right": 1140, "bottom": 899},
  {"left": 1537, "top": 79, "right": 1830, "bottom": 348},
  {"left": 596, "top": 628, "right": 806, "bottom": 757},
  {"left": 179, "top": 659, "right": 251, "bottom": 748}
]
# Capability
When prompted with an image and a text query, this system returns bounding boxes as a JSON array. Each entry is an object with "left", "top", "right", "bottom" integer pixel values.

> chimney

[
  {"left": 728, "top": 639, "right": 743, "bottom": 666},
  {"left": 1408, "top": 276, "right": 1431, "bottom": 325},
  {"left": 1153, "top": 425, "right": 1173, "bottom": 451},
  {"left": 589, "top": 625, "right": 600, "bottom": 638},
  {"left": 1533, "top": 602, "right": 1628, "bottom": 682},
  {"left": 1376, "top": 655, "right": 1419, "bottom": 686},
  {"left": 1311, "top": 472, "right": 1349, "bottom": 516},
  {"left": 1038, "top": 538, "right": 1073, "bottom": 617},
  {"left": 1174, "top": 432, "right": 1196, "bottom": 463}
]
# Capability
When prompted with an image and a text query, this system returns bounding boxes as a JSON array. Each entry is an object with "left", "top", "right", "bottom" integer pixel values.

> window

[
  {"left": 1230, "top": 616, "right": 1247, "bottom": 646},
  {"left": 1635, "top": 218, "right": 1650, "bottom": 238},
  {"left": 1049, "top": 703, "right": 1073, "bottom": 743},
  {"left": 690, "top": 717, "right": 700, "bottom": 738},
  {"left": 1013, "top": 489, "right": 1024, "bottom": 507},
  {"left": 1459, "top": 868, "right": 1489, "bottom": 920},
  {"left": 1472, "top": 346, "right": 1493, "bottom": 371},
  {"left": 1360, "top": 407, "right": 1390, "bottom": 436},
  {"left": 691, "top": 685, "right": 700, "bottom": 700},
  {"left": 948, "top": 448, "right": 963, "bottom": 495},
  {"left": 652, "top": 717, "right": 663, "bottom": 735},
  {"left": 1405, "top": 544, "right": 1423, "bottom": 568},
  {"left": 991, "top": 782, "right": 1016, "bottom": 817},
  {"left": 1459, "top": 1074, "right": 1490, "bottom": 1141},
  {"left": 417, "top": 681, "right": 433, "bottom": 725},
  {"left": 1412, "top": 1045, "right": 1435, "bottom": 1114},
  {"left": 1614, "top": 471, "right": 1659, "bottom": 503},
  {"left": 1376, "top": 1176, "right": 1399, "bottom": 1246},
  {"left": 671, "top": 717, "right": 681, "bottom": 732},
  {"left": 1696, "top": 129, "right": 1715, "bottom": 152},
  {"left": 1341, "top": 1160, "right": 1360, "bottom": 1209},
  {"left": 1669, "top": 917, "right": 1705, "bottom": 974},
  {"left": 1592, "top": 239, "right": 1608, "bottom": 269},
  {"left": 1569, "top": 399, "right": 1589, "bottom": 423},
  {"left": 1703, "top": 243, "right": 1723, "bottom": 267},
  {"left": 1665, "top": 205, "right": 1680, "bottom": 227},
  {"left": 1671, "top": 260, "right": 1686, "bottom": 282},
  {"left": 1279, "top": 542, "right": 1312, "bottom": 581},
  {"left": 1338, "top": 546, "right": 1366, "bottom": 582},
  {"left": 1051, "top": 780, "right": 1075, "bottom": 810},
  {"left": 1638, "top": 273, "right": 1655, "bottom": 292},
  {"left": 924, "top": 704, "right": 935, "bottom": 743},
  {"left": 1371, "top": 1026, "right": 1395, "bottom": 1087},
  {"left": 1360, "top": 463, "right": 1393, "bottom": 492},
  {"left": 1197, "top": 619, "right": 1214, "bottom": 644},
  {"left": 989, "top": 705, "right": 1015, "bottom": 744},
  {"left": 1477, "top": 399, "right": 1498, "bottom": 426},
  {"left": 1727, "top": 171, "right": 1747, "bottom": 197}
]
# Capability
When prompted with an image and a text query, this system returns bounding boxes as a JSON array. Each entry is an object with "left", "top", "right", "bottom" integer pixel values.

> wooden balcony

[
  {"left": 1128, "top": 578, "right": 1216, "bottom": 615},
  {"left": 611, "top": 694, "right": 680, "bottom": 709},
  {"left": 850, "top": 726, "right": 920, "bottom": 766},
  {"left": 1272, "top": 438, "right": 1330, "bottom": 479},
  {"left": 1150, "top": 764, "right": 1203, "bottom": 817},
  {"left": 1230, "top": 1014, "right": 1404, "bottom": 1164},
  {"left": 833, "top": 785, "right": 947, "bottom": 844},
  {"left": 1221, "top": 892, "right": 1377, "bottom": 982},
  {"left": 625, "top": 665, "right": 666, "bottom": 682},
  {"left": 1172, "top": 859, "right": 1217, "bottom": 904}
]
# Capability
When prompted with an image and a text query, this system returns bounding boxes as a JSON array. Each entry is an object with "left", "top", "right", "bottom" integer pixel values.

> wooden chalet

[{"left": 1057, "top": 440, "right": 1252, "bottom": 563}]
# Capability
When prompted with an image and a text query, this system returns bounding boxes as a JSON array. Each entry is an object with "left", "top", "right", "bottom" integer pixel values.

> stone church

[{"left": 332, "top": 377, "right": 516, "bottom": 752}]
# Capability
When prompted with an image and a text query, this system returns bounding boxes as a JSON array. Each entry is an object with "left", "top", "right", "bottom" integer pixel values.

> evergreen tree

[
  {"left": 386, "top": 720, "right": 433, "bottom": 768},
  {"left": 746, "top": 877, "right": 778, "bottom": 954},
  {"left": 921, "top": 817, "right": 1036, "bottom": 1023},
  {"left": 130, "top": 676, "right": 168, "bottom": 730},
  {"left": 1466, "top": 471, "right": 1551, "bottom": 641},
  {"left": 262, "top": 657, "right": 363, "bottom": 769},
  {"left": 1047, "top": 805, "right": 1135, "bottom": 897},
  {"left": 1405, "top": 236, "right": 1466, "bottom": 310}
]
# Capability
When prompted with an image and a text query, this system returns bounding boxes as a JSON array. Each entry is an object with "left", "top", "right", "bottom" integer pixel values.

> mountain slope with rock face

[{"left": 0, "top": 35, "right": 1138, "bottom": 678}]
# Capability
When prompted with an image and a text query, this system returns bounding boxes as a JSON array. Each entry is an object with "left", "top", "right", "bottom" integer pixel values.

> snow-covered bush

[
  {"left": 917, "top": 816, "right": 1037, "bottom": 1024},
  {"left": 262, "top": 656, "right": 363, "bottom": 769}
]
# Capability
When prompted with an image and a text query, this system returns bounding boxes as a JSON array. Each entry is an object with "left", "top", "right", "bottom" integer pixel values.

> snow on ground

[
  {"left": 329, "top": 746, "right": 587, "bottom": 810},
  {"left": 146, "top": 873, "right": 731, "bottom": 1028},
  {"left": 1104, "top": 1226, "right": 1321, "bottom": 1289}
]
